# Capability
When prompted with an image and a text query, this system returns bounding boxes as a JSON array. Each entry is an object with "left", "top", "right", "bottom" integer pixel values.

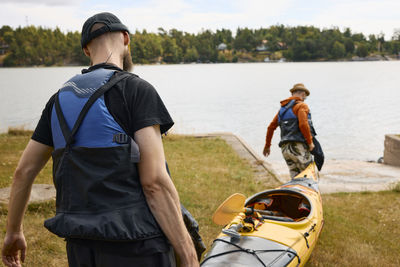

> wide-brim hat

[
  {"left": 289, "top": 83, "right": 310, "bottom": 96},
  {"left": 81, "top": 12, "right": 130, "bottom": 49}
]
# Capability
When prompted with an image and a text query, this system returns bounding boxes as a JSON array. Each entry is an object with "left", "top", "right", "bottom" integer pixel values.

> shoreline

[
  {"left": 192, "top": 132, "right": 400, "bottom": 194},
  {"left": 1, "top": 131, "right": 400, "bottom": 205},
  {"left": 1, "top": 56, "right": 399, "bottom": 68}
]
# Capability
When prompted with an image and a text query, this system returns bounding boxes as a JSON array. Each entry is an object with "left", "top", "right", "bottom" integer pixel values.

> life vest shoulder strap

[
  {"left": 54, "top": 72, "right": 132, "bottom": 147},
  {"left": 279, "top": 99, "right": 298, "bottom": 121}
]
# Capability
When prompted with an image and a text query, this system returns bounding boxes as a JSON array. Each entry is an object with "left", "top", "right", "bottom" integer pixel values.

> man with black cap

[
  {"left": 262, "top": 83, "right": 323, "bottom": 178},
  {"left": 1, "top": 12, "right": 198, "bottom": 267}
]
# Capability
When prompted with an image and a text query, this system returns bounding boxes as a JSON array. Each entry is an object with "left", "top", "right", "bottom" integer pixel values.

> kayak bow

[{"left": 201, "top": 162, "right": 324, "bottom": 267}]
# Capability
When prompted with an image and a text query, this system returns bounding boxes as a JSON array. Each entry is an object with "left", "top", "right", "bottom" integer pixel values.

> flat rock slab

[
  {"left": 0, "top": 184, "right": 56, "bottom": 205},
  {"left": 191, "top": 132, "right": 400, "bottom": 194},
  {"left": 269, "top": 159, "right": 400, "bottom": 194}
]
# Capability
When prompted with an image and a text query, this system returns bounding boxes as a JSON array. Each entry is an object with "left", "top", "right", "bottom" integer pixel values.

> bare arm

[
  {"left": 135, "top": 125, "right": 198, "bottom": 267},
  {"left": 263, "top": 113, "right": 279, "bottom": 156},
  {"left": 2, "top": 140, "right": 53, "bottom": 267}
]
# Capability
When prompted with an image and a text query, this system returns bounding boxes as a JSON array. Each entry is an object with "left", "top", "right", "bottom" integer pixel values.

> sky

[{"left": 0, "top": 0, "right": 399, "bottom": 39}]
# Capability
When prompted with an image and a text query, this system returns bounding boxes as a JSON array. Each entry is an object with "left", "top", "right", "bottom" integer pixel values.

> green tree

[
  {"left": 392, "top": 28, "right": 400, "bottom": 41},
  {"left": 344, "top": 38, "right": 355, "bottom": 54},
  {"left": 183, "top": 47, "right": 198, "bottom": 62},
  {"left": 1, "top": 24, "right": 397, "bottom": 66},
  {"left": 356, "top": 43, "right": 368, "bottom": 57},
  {"left": 194, "top": 30, "right": 217, "bottom": 62},
  {"left": 162, "top": 37, "right": 181, "bottom": 63},
  {"left": 234, "top": 28, "right": 256, "bottom": 51},
  {"left": 389, "top": 41, "right": 400, "bottom": 54},
  {"left": 215, "top": 29, "right": 233, "bottom": 50},
  {"left": 331, "top": 41, "right": 345, "bottom": 59}
]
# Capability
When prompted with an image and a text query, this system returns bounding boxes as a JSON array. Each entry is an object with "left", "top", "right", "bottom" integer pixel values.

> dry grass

[
  {"left": 392, "top": 182, "right": 400, "bottom": 193},
  {"left": 163, "top": 134, "right": 276, "bottom": 246},
  {"left": 0, "top": 201, "right": 68, "bottom": 266},
  {"left": 7, "top": 127, "right": 34, "bottom": 136},
  {"left": 1, "top": 133, "right": 400, "bottom": 266},
  {"left": 306, "top": 191, "right": 400, "bottom": 267},
  {"left": 0, "top": 131, "right": 53, "bottom": 188}
]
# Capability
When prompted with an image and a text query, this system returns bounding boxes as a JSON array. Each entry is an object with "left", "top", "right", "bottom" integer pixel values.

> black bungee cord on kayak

[
  {"left": 266, "top": 223, "right": 317, "bottom": 267},
  {"left": 200, "top": 238, "right": 301, "bottom": 267}
]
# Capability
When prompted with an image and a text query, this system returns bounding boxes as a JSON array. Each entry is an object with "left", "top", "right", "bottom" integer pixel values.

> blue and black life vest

[
  {"left": 44, "top": 68, "right": 163, "bottom": 241},
  {"left": 278, "top": 99, "right": 316, "bottom": 147}
]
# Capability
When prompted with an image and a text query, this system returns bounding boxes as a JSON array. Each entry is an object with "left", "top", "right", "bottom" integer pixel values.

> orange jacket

[{"left": 264, "top": 96, "right": 313, "bottom": 149}]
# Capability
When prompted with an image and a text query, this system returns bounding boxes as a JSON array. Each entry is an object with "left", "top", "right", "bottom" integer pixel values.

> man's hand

[
  {"left": 263, "top": 146, "right": 270, "bottom": 157},
  {"left": 308, "top": 142, "right": 315, "bottom": 152},
  {"left": 135, "top": 126, "right": 199, "bottom": 266},
  {"left": 2, "top": 140, "right": 52, "bottom": 267},
  {"left": 2, "top": 231, "right": 26, "bottom": 267}
]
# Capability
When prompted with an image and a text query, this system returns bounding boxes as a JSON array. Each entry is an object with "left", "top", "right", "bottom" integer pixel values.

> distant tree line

[{"left": 1, "top": 24, "right": 400, "bottom": 67}]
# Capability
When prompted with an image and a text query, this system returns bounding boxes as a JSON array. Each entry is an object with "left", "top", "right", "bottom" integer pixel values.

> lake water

[{"left": 0, "top": 62, "right": 399, "bottom": 162}]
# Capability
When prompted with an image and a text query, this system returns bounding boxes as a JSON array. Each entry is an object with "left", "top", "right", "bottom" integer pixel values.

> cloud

[
  {"left": 113, "top": 0, "right": 294, "bottom": 34},
  {"left": 0, "top": 3, "right": 83, "bottom": 31},
  {"left": 308, "top": 0, "right": 400, "bottom": 38},
  {"left": 0, "top": 0, "right": 82, "bottom": 6},
  {"left": 0, "top": 0, "right": 398, "bottom": 39}
]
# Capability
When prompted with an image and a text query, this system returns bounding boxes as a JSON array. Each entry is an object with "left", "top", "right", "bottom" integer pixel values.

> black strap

[
  {"left": 54, "top": 95, "right": 72, "bottom": 144},
  {"left": 54, "top": 72, "right": 131, "bottom": 147},
  {"left": 200, "top": 238, "right": 301, "bottom": 267},
  {"left": 279, "top": 99, "right": 297, "bottom": 119}
]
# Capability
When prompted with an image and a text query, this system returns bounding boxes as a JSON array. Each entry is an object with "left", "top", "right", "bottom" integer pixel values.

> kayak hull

[{"left": 202, "top": 163, "right": 324, "bottom": 267}]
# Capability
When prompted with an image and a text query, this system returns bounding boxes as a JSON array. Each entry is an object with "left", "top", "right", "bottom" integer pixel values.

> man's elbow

[
  {"left": 13, "top": 166, "right": 36, "bottom": 182},
  {"left": 141, "top": 175, "right": 165, "bottom": 198}
]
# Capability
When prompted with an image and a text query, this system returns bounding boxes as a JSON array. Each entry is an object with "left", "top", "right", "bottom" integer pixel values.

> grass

[
  {"left": 307, "top": 191, "right": 400, "bottom": 267},
  {"left": 163, "top": 135, "right": 278, "bottom": 245},
  {"left": 0, "top": 129, "right": 53, "bottom": 188},
  {"left": 1, "top": 131, "right": 400, "bottom": 266},
  {"left": 0, "top": 202, "right": 68, "bottom": 266},
  {"left": 392, "top": 182, "right": 400, "bottom": 193}
]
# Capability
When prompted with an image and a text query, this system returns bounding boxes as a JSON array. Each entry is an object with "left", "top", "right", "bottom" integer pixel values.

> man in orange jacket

[{"left": 263, "top": 83, "right": 316, "bottom": 178}]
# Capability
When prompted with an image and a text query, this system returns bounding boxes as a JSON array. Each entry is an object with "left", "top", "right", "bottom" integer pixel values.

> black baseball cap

[{"left": 81, "top": 12, "right": 130, "bottom": 48}]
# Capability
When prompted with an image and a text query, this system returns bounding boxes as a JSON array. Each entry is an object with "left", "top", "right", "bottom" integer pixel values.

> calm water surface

[{"left": 1, "top": 62, "right": 399, "bottom": 161}]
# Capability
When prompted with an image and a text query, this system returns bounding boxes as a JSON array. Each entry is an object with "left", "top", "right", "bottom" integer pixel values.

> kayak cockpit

[{"left": 245, "top": 189, "right": 312, "bottom": 223}]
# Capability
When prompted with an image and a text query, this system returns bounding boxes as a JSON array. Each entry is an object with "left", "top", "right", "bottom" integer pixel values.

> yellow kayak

[{"left": 201, "top": 162, "right": 324, "bottom": 267}]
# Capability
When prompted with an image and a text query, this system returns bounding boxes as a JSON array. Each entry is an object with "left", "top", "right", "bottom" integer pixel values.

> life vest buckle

[{"left": 113, "top": 133, "right": 129, "bottom": 144}]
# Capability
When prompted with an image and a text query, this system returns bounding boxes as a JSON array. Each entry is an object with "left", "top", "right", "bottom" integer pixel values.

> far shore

[{"left": 0, "top": 54, "right": 399, "bottom": 68}]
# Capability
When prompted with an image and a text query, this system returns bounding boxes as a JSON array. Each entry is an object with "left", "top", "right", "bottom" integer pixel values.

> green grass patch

[
  {"left": 1, "top": 133, "right": 399, "bottom": 266},
  {"left": 0, "top": 201, "right": 67, "bottom": 266},
  {"left": 307, "top": 191, "right": 400, "bottom": 266},
  {"left": 163, "top": 135, "right": 276, "bottom": 246},
  {"left": 0, "top": 131, "right": 53, "bottom": 188},
  {"left": 392, "top": 182, "right": 400, "bottom": 193}
]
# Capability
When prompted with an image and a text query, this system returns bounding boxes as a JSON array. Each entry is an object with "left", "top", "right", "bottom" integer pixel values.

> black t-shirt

[
  {"left": 32, "top": 63, "right": 174, "bottom": 146},
  {"left": 32, "top": 64, "right": 174, "bottom": 251}
]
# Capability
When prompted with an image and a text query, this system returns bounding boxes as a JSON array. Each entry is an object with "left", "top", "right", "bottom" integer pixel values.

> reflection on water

[{"left": 1, "top": 61, "right": 399, "bottom": 161}]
